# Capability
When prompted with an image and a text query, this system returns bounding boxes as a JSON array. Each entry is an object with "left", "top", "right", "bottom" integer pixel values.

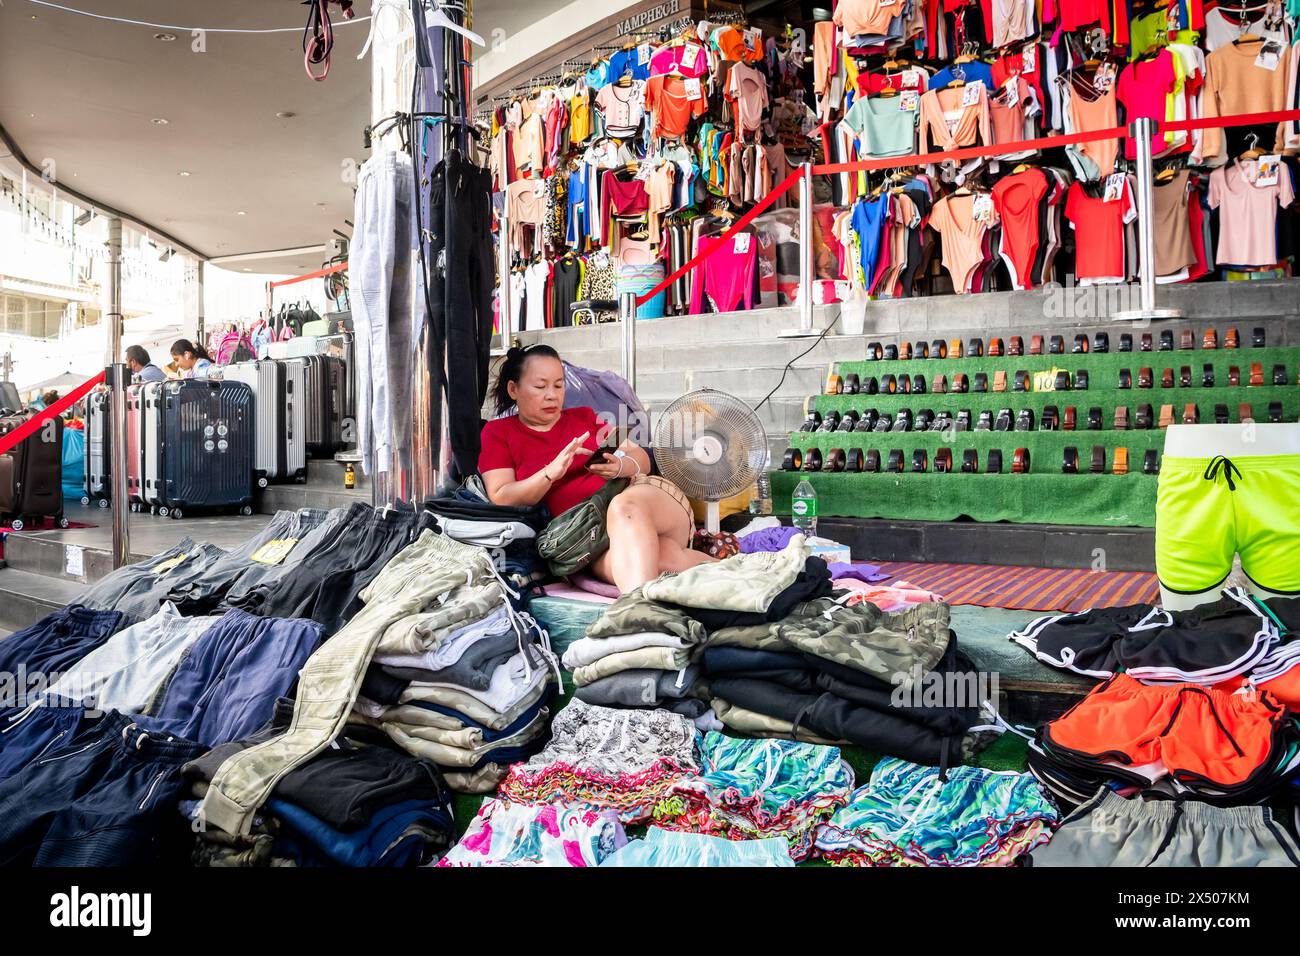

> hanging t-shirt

[
  {"left": 523, "top": 260, "right": 551, "bottom": 330},
  {"left": 841, "top": 95, "right": 918, "bottom": 157},
  {"left": 607, "top": 47, "right": 651, "bottom": 84},
  {"left": 991, "top": 168, "right": 1049, "bottom": 290},
  {"left": 833, "top": 0, "right": 899, "bottom": 39},
  {"left": 643, "top": 74, "right": 708, "bottom": 140},
  {"left": 1208, "top": 158, "right": 1296, "bottom": 267},
  {"left": 1064, "top": 179, "right": 1138, "bottom": 282},
  {"left": 1117, "top": 51, "right": 1178, "bottom": 160},
  {"left": 586, "top": 61, "right": 610, "bottom": 90},
  {"left": 595, "top": 82, "right": 646, "bottom": 138},
  {"left": 649, "top": 41, "right": 709, "bottom": 78},
  {"left": 727, "top": 62, "right": 769, "bottom": 137},
  {"left": 1152, "top": 170, "right": 1199, "bottom": 278},
  {"left": 1204, "top": 7, "right": 1290, "bottom": 52}
]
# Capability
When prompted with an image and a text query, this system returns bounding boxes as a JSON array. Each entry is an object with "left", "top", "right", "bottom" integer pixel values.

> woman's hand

[
  {"left": 544, "top": 432, "right": 592, "bottom": 481},
  {"left": 587, "top": 455, "right": 628, "bottom": 480}
]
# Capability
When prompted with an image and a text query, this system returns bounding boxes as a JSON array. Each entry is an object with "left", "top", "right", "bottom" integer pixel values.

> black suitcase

[
  {"left": 149, "top": 379, "right": 255, "bottom": 519},
  {"left": 0, "top": 411, "right": 66, "bottom": 530},
  {"left": 290, "top": 355, "right": 344, "bottom": 456},
  {"left": 83, "top": 389, "right": 111, "bottom": 508}
]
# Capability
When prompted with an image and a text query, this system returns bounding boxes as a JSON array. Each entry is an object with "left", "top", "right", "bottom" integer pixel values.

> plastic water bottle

[{"left": 792, "top": 479, "right": 818, "bottom": 536}]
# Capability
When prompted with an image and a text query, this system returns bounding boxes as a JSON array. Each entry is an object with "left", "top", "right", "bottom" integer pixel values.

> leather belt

[
  {"left": 1203, "top": 328, "right": 1217, "bottom": 349},
  {"left": 1214, "top": 404, "right": 1229, "bottom": 424},
  {"left": 1062, "top": 446, "right": 1079, "bottom": 474},
  {"left": 1087, "top": 407, "right": 1102, "bottom": 430},
  {"left": 1273, "top": 364, "right": 1289, "bottom": 385},
  {"left": 976, "top": 410, "right": 993, "bottom": 431},
  {"left": 993, "top": 371, "right": 1007, "bottom": 393},
  {"left": 1054, "top": 370, "right": 1072, "bottom": 391},
  {"left": 1182, "top": 403, "right": 1199, "bottom": 425},
  {"left": 825, "top": 373, "right": 842, "bottom": 395},
  {"left": 1179, "top": 329, "right": 1194, "bottom": 350},
  {"left": 838, "top": 410, "right": 860, "bottom": 431},
  {"left": 1140, "top": 333, "right": 1153, "bottom": 352},
  {"left": 1229, "top": 366, "right": 1240, "bottom": 387},
  {"left": 986, "top": 449, "right": 1004, "bottom": 473},
  {"left": 1049, "top": 335, "right": 1065, "bottom": 355},
  {"left": 934, "top": 448, "right": 953, "bottom": 473},
  {"left": 1075, "top": 370, "right": 1089, "bottom": 390},
  {"left": 911, "top": 449, "right": 929, "bottom": 472},
  {"left": 967, "top": 338, "right": 984, "bottom": 357},
  {"left": 972, "top": 372, "right": 988, "bottom": 393},
  {"left": 1158, "top": 404, "right": 1175, "bottom": 428},
  {"left": 1253, "top": 327, "right": 1266, "bottom": 347},
  {"left": 952, "top": 373, "right": 969, "bottom": 393},
  {"left": 1119, "top": 333, "right": 1133, "bottom": 352},
  {"left": 892, "top": 409, "right": 914, "bottom": 432},
  {"left": 1118, "top": 368, "right": 1132, "bottom": 389},
  {"left": 1093, "top": 332, "right": 1109, "bottom": 353},
  {"left": 1224, "top": 327, "right": 1239, "bottom": 349},
  {"left": 955, "top": 410, "right": 972, "bottom": 432},
  {"left": 1113, "top": 406, "right": 1129, "bottom": 429},
  {"left": 915, "top": 409, "right": 935, "bottom": 430},
  {"left": 1029, "top": 335, "right": 1044, "bottom": 356},
  {"left": 803, "top": 448, "right": 823, "bottom": 471},
  {"left": 1112, "top": 448, "right": 1129, "bottom": 475},
  {"left": 1143, "top": 450, "right": 1160, "bottom": 475},
  {"left": 1072, "top": 334, "right": 1088, "bottom": 354},
  {"left": 912, "top": 374, "right": 927, "bottom": 394},
  {"left": 1061, "top": 406, "right": 1076, "bottom": 431},
  {"left": 1012, "top": 448, "right": 1031, "bottom": 474},
  {"left": 898, "top": 342, "right": 911, "bottom": 360},
  {"left": 844, "top": 448, "right": 865, "bottom": 472},
  {"left": 1135, "top": 404, "right": 1154, "bottom": 429},
  {"left": 886, "top": 449, "right": 905, "bottom": 473},
  {"left": 932, "top": 412, "right": 953, "bottom": 433},
  {"left": 932, "top": 339, "right": 948, "bottom": 359},
  {"left": 873, "top": 413, "right": 893, "bottom": 432},
  {"left": 1269, "top": 401, "right": 1284, "bottom": 423},
  {"left": 1159, "top": 330, "right": 1174, "bottom": 351},
  {"left": 1202, "top": 364, "right": 1215, "bottom": 387},
  {"left": 856, "top": 409, "right": 878, "bottom": 431},
  {"left": 948, "top": 338, "right": 964, "bottom": 358},
  {"left": 1013, "top": 370, "right": 1030, "bottom": 392},
  {"left": 933, "top": 374, "right": 948, "bottom": 394},
  {"left": 867, "top": 341, "right": 883, "bottom": 360},
  {"left": 1160, "top": 368, "right": 1174, "bottom": 389},
  {"left": 1089, "top": 446, "right": 1105, "bottom": 474},
  {"left": 1015, "top": 408, "right": 1036, "bottom": 431},
  {"left": 1239, "top": 402, "right": 1254, "bottom": 424},
  {"left": 1250, "top": 361, "right": 1264, "bottom": 386},
  {"left": 865, "top": 449, "right": 882, "bottom": 472},
  {"left": 1008, "top": 336, "right": 1024, "bottom": 357},
  {"left": 1138, "top": 367, "right": 1153, "bottom": 388},
  {"left": 961, "top": 449, "right": 979, "bottom": 473},
  {"left": 914, "top": 341, "right": 929, "bottom": 359},
  {"left": 883, "top": 374, "right": 898, "bottom": 394},
  {"left": 899, "top": 374, "right": 912, "bottom": 394},
  {"left": 800, "top": 410, "right": 822, "bottom": 431},
  {"left": 884, "top": 344, "right": 899, "bottom": 361},
  {"left": 1179, "top": 366, "right": 1191, "bottom": 388},
  {"left": 825, "top": 448, "right": 847, "bottom": 472},
  {"left": 844, "top": 373, "right": 861, "bottom": 394},
  {"left": 1040, "top": 405, "right": 1059, "bottom": 431},
  {"left": 995, "top": 409, "right": 1014, "bottom": 432},
  {"left": 988, "top": 337, "right": 1004, "bottom": 356},
  {"left": 781, "top": 447, "right": 803, "bottom": 471},
  {"left": 818, "top": 411, "right": 841, "bottom": 432}
]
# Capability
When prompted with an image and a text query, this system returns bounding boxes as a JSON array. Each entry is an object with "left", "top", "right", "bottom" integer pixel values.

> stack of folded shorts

[
  {"left": 650, "top": 731, "right": 854, "bottom": 860},
  {"left": 563, "top": 614, "right": 706, "bottom": 720},
  {"left": 438, "top": 799, "right": 628, "bottom": 867},
  {"left": 1028, "top": 673, "right": 1300, "bottom": 808},
  {"left": 424, "top": 483, "right": 550, "bottom": 591},
  {"left": 815, "top": 757, "right": 1059, "bottom": 867},
  {"left": 497, "top": 699, "right": 700, "bottom": 823},
  {"left": 182, "top": 698, "right": 455, "bottom": 867}
]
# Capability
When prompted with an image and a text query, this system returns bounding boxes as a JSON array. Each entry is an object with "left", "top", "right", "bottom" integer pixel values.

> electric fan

[{"left": 653, "top": 388, "right": 768, "bottom": 532}]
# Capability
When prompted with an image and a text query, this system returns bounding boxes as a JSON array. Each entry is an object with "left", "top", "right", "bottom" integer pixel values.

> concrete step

[
  {"left": 0, "top": 566, "right": 85, "bottom": 632},
  {"left": 256, "top": 483, "right": 369, "bottom": 515}
]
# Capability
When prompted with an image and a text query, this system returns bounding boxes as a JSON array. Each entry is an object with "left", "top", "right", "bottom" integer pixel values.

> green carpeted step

[
  {"left": 772, "top": 470, "right": 1157, "bottom": 525},
  {"left": 791, "top": 427, "right": 1167, "bottom": 462}
]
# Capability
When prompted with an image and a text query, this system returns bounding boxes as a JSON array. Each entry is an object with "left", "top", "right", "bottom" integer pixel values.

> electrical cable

[
  {"left": 20, "top": 0, "right": 370, "bottom": 34},
  {"left": 752, "top": 314, "right": 840, "bottom": 414}
]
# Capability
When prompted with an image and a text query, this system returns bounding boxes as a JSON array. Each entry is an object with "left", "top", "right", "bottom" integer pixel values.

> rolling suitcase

[
  {"left": 0, "top": 410, "right": 67, "bottom": 530},
  {"left": 222, "top": 360, "right": 307, "bottom": 485},
  {"left": 146, "top": 380, "right": 254, "bottom": 519},
  {"left": 83, "top": 389, "right": 111, "bottom": 508},
  {"left": 141, "top": 381, "right": 164, "bottom": 513},
  {"left": 289, "top": 355, "right": 344, "bottom": 456},
  {"left": 126, "top": 384, "right": 145, "bottom": 511}
]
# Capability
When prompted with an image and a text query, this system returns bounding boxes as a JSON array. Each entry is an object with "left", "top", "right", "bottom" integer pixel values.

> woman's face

[
  {"left": 509, "top": 355, "right": 565, "bottom": 424},
  {"left": 172, "top": 351, "right": 193, "bottom": 370}
]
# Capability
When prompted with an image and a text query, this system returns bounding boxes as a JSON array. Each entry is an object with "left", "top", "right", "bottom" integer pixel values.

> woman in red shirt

[{"left": 479, "top": 345, "right": 714, "bottom": 592}]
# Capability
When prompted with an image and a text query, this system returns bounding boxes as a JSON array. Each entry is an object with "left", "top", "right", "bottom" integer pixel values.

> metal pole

[
  {"left": 106, "top": 217, "right": 130, "bottom": 569},
  {"left": 1114, "top": 116, "right": 1182, "bottom": 322},
  {"left": 619, "top": 291, "right": 637, "bottom": 392},
  {"left": 196, "top": 259, "right": 206, "bottom": 345},
  {"left": 492, "top": 200, "right": 512, "bottom": 355},
  {"left": 779, "top": 162, "right": 822, "bottom": 338}
]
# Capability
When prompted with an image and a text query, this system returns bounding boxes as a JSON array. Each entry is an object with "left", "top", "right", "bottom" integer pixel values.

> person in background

[
  {"left": 126, "top": 345, "right": 166, "bottom": 383},
  {"left": 30, "top": 390, "right": 59, "bottom": 411},
  {"left": 170, "top": 339, "right": 213, "bottom": 380}
]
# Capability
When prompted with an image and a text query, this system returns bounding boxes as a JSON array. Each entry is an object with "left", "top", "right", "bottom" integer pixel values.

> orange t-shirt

[{"left": 643, "top": 75, "right": 707, "bottom": 139}]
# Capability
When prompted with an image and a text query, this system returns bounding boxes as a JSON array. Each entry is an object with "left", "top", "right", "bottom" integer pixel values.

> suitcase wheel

[
  {"left": 58, "top": 517, "right": 69, "bottom": 529},
  {"left": 170, "top": 509, "right": 183, "bottom": 520},
  {"left": 240, "top": 505, "right": 253, "bottom": 516},
  {"left": 257, "top": 476, "right": 269, "bottom": 489},
  {"left": 157, "top": 507, "right": 169, "bottom": 518},
  {"left": 81, "top": 496, "right": 90, "bottom": 507},
  {"left": 98, "top": 499, "right": 109, "bottom": 510},
  {"left": 10, "top": 518, "right": 23, "bottom": 532}
]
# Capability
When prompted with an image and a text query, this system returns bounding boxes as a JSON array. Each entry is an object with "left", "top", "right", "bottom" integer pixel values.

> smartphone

[{"left": 586, "top": 427, "right": 627, "bottom": 469}]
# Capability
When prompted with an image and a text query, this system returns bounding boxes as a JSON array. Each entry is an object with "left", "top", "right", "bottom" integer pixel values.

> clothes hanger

[
  {"left": 421, "top": 0, "right": 485, "bottom": 47},
  {"left": 1240, "top": 132, "right": 1264, "bottom": 160}
]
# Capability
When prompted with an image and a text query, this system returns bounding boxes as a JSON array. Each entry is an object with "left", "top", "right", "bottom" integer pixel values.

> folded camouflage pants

[{"left": 199, "top": 531, "right": 498, "bottom": 836}]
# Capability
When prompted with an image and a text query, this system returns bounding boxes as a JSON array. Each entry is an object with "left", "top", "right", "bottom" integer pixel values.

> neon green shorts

[{"left": 1156, "top": 454, "right": 1300, "bottom": 595}]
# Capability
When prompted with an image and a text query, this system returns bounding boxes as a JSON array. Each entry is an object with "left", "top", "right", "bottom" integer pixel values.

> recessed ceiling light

[
  {"left": 29, "top": 113, "right": 36, "bottom": 118},
  {"left": 178, "top": 170, "right": 191, "bottom": 177},
  {"left": 151, "top": 117, "right": 169, "bottom": 125},
  {"left": 276, "top": 111, "right": 297, "bottom": 119},
  {"left": 236, "top": 211, "right": 247, "bottom": 216},
  {"left": 154, "top": 32, "right": 176, "bottom": 42},
  {"left": 242, "top": 268, "right": 251, "bottom": 272}
]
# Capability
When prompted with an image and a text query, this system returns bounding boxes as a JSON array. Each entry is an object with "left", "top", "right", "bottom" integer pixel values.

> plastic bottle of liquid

[
  {"left": 792, "top": 478, "right": 817, "bottom": 536},
  {"left": 755, "top": 471, "right": 773, "bottom": 516},
  {"left": 344, "top": 463, "right": 356, "bottom": 490}
]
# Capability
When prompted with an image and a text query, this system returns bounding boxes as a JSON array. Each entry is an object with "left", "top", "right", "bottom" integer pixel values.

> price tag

[
  {"left": 1103, "top": 172, "right": 1126, "bottom": 203},
  {"left": 637, "top": 43, "right": 652, "bottom": 66},
  {"left": 1256, "top": 40, "right": 1282, "bottom": 70},
  {"left": 735, "top": 232, "right": 751, "bottom": 253},
  {"left": 64, "top": 545, "right": 84, "bottom": 578},
  {"left": 682, "top": 43, "right": 700, "bottom": 69},
  {"left": 744, "top": 27, "right": 761, "bottom": 49},
  {"left": 1005, "top": 75, "right": 1020, "bottom": 101},
  {"left": 684, "top": 77, "right": 703, "bottom": 100},
  {"left": 902, "top": 68, "right": 922, "bottom": 89},
  {"left": 1021, "top": 45, "right": 1036, "bottom": 73},
  {"left": 251, "top": 538, "right": 299, "bottom": 565},
  {"left": 899, "top": 90, "right": 919, "bottom": 111},
  {"left": 153, "top": 553, "right": 190, "bottom": 576},
  {"left": 1255, "top": 154, "right": 1281, "bottom": 187},
  {"left": 972, "top": 193, "right": 994, "bottom": 222},
  {"left": 961, "top": 81, "right": 984, "bottom": 107},
  {"left": 1095, "top": 61, "right": 1116, "bottom": 91}
]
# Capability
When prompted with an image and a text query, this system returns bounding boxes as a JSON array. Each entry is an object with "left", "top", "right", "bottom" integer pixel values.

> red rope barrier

[
  {"left": 268, "top": 260, "right": 348, "bottom": 289},
  {"left": 0, "top": 371, "right": 106, "bottom": 460}
]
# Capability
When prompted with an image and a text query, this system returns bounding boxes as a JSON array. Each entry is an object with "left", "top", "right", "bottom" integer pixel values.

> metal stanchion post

[
  {"left": 106, "top": 217, "right": 130, "bottom": 568},
  {"left": 780, "top": 162, "right": 822, "bottom": 338},
  {"left": 1115, "top": 116, "right": 1182, "bottom": 322},
  {"left": 492, "top": 202, "right": 513, "bottom": 356},
  {"left": 619, "top": 291, "right": 638, "bottom": 392}
]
